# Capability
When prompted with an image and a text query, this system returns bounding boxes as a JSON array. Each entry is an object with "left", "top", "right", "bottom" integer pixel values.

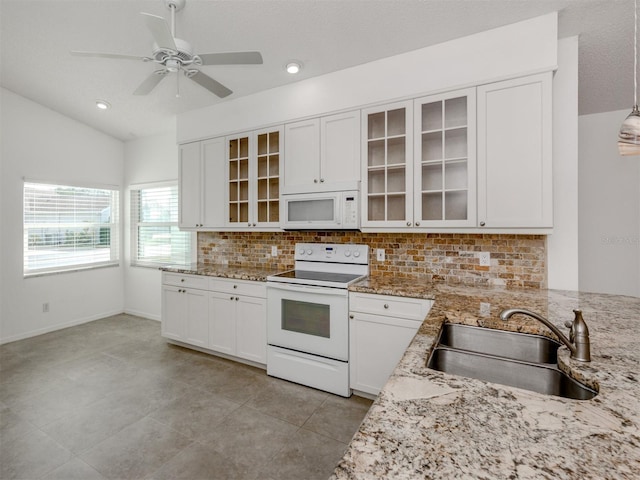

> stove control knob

[
  {"left": 353, "top": 251, "right": 361, "bottom": 258},
  {"left": 344, "top": 250, "right": 351, "bottom": 257},
  {"left": 306, "top": 249, "right": 313, "bottom": 255}
]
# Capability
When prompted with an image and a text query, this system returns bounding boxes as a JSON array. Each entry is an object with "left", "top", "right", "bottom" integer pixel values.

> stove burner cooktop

[{"left": 270, "top": 270, "right": 363, "bottom": 285}]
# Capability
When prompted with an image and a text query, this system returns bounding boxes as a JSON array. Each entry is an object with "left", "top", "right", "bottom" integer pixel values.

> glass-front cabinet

[
  {"left": 226, "top": 127, "right": 282, "bottom": 229},
  {"left": 361, "top": 101, "right": 413, "bottom": 228},
  {"left": 361, "top": 90, "right": 475, "bottom": 230},
  {"left": 414, "top": 88, "right": 476, "bottom": 227}
]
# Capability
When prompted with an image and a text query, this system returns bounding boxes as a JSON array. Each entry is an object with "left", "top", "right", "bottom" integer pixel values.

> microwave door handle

[{"left": 267, "top": 283, "right": 348, "bottom": 297}]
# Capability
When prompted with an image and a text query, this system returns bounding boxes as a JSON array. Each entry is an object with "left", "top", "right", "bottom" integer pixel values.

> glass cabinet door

[
  {"left": 227, "top": 135, "right": 250, "bottom": 225},
  {"left": 226, "top": 127, "right": 282, "bottom": 229},
  {"left": 255, "top": 129, "right": 281, "bottom": 225},
  {"left": 362, "top": 101, "right": 413, "bottom": 227},
  {"left": 414, "top": 88, "right": 476, "bottom": 227}
]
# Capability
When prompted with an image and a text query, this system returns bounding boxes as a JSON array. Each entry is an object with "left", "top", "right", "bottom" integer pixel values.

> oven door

[{"left": 267, "top": 282, "right": 348, "bottom": 361}]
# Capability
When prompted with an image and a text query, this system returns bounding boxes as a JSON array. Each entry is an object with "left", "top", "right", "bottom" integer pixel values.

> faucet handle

[{"left": 565, "top": 320, "right": 575, "bottom": 343}]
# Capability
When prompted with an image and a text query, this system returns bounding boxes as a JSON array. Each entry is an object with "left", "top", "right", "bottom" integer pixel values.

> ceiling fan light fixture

[
  {"left": 286, "top": 62, "right": 302, "bottom": 74},
  {"left": 95, "top": 100, "right": 111, "bottom": 110},
  {"left": 618, "top": 0, "right": 640, "bottom": 156}
]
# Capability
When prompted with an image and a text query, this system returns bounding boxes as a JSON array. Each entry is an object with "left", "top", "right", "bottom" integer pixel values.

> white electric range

[{"left": 266, "top": 243, "right": 369, "bottom": 396}]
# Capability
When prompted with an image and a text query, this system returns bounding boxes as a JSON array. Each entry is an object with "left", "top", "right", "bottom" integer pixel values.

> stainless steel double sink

[{"left": 426, "top": 323, "right": 597, "bottom": 400}]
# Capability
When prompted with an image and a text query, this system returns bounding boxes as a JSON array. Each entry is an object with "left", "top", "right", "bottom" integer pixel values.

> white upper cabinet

[
  {"left": 361, "top": 101, "right": 414, "bottom": 228},
  {"left": 179, "top": 138, "right": 226, "bottom": 230},
  {"left": 477, "top": 73, "right": 553, "bottom": 229},
  {"left": 283, "top": 119, "right": 320, "bottom": 192},
  {"left": 283, "top": 111, "right": 360, "bottom": 194},
  {"left": 320, "top": 111, "right": 361, "bottom": 188},
  {"left": 179, "top": 142, "right": 201, "bottom": 229},
  {"left": 414, "top": 88, "right": 477, "bottom": 228},
  {"left": 225, "top": 127, "right": 283, "bottom": 230}
]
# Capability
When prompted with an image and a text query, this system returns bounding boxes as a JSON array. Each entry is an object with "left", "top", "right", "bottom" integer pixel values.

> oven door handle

[{"left": 267, "top": 282, "right": 348, "bottom": 297}]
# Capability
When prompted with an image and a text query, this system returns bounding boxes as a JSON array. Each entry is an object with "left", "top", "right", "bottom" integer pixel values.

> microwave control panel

[{"left": 343, "top": 195, "right": 358, "bottom": 227}]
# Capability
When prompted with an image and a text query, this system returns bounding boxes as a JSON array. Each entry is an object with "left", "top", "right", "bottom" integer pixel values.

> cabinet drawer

[
  {"left": 162, "top": 272, "right": 209, "bottom": 290},
  {"left": 209, "top": 278, "right": 266, "bottom": 298},
  {"left": 349, "top": 292, "right": 431, "bottom": 321}
]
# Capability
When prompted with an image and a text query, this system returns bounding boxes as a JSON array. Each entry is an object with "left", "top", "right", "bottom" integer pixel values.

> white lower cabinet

[
  {"left": 208, "top": 278, "right": 267, "bottom": 364},
  {"left": 161, "top": 272, "right": 267, "bottom": 366},
  {"left": 349, "top": 292, "right": 432, "bottom": 396},
  {"left": 161, "top": 273, "right": 209, "bottom": 347},
  {"left": 161, "top": 287, "right": 208, "bottom": 347}
]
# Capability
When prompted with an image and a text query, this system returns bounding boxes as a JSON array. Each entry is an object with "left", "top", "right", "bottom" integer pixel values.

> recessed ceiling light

[
  {"left": 286, "top": 62, "right": 302, "bottom": 74},
  {"left": 95, "top": 100, "right": 111, "bottom": 110}
]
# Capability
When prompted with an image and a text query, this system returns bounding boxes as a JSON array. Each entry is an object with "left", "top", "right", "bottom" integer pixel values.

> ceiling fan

[{"left": 70, "top": 0, "right": 262, "bottom": 98}]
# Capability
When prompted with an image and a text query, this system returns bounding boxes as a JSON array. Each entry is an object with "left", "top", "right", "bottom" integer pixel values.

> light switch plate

[
  {"left": 376, "top": 248, "right": 385, "bottom": 261},
  {"left": 271, "top": 246, "right": 278, "bottom": 257}
]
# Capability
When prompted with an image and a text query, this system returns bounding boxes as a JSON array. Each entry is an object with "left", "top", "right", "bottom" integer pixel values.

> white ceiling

[{"left": 0, "top": 0, "right": 634, "bottom": 142}]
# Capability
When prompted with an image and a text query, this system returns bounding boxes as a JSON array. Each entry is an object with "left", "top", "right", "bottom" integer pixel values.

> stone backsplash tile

[{"left": 198, "top": 232, "right": 547, "bottom": 289}]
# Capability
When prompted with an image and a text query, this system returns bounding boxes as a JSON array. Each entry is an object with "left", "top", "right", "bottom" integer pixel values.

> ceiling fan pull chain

[{"left": 176, "top": 70, "right": 181, "bottom": 98}]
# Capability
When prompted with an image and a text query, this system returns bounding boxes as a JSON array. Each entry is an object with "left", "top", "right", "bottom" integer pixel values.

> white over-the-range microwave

[{"left": 281, "top": 190, "right": 359, "bottom": 230}]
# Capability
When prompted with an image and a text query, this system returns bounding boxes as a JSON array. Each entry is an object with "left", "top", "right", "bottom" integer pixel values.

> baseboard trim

[
  {"left": 0, "top": 308, "right": 124, "bottom": 345},
  {"left": 123, "top": 309, "right": 160, "bottom": 322}
]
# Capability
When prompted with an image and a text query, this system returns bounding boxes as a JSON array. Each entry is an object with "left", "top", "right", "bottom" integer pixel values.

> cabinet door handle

[
  {"left": 181, "top": 278, "right": 185, "bottom": 282},
  {"left": 235, "top": 297, "right": 239, "bottom": 301},
  {"left": 314, "top": 179, "right": 318, "bottom": 183},
  {"left": 480, "top": 221, "right": 486, "bottom": 227},
  {"left": 320, "top": 178, "right": 325, "bottom": 183},
  {"left": 349, "top": 314, "right": 354, "bottom": 319},
  {"left": 233, "top": 285, "right": 237, "bottom": 289},
  {"left": 415, "top": 221, "right": 420, "bottom": 226},
  {"left": 230, "top": 296, "right": 234, "bottom": 300},
  {"left": 384, "top": 304, "right": 389, "bottom": 309},
  {"left": 406, "top": 222, "right": 412, "bottom": 227}
]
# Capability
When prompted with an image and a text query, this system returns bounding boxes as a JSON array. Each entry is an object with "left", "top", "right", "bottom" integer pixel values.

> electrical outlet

[
  {"left": 478, "top": 251, "right": 491, "bottom": 267},
  {"left": 376, "top": 248, "right": 385, "bottom": 261},
  {"left": 271, "top": 246, "right": 278, "bottom": 257},
  {"left": 480, "top": 302, "right": 491, "bottom": 317},
  {"left": 42, "top": 302, "right": 49, "bottom": 313}
]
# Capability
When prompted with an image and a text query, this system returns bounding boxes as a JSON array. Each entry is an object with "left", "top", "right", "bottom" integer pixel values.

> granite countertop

[
  {"left": 161, "top": 263, "right": 280, "bottom": 282},
  {"left": 336, "top": 277, "right": 640, "bottom": 479}
]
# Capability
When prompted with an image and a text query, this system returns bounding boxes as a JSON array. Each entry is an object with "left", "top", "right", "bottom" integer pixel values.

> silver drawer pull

[{"left": 384, "top": 304, "right": 389, "bottom": 309}]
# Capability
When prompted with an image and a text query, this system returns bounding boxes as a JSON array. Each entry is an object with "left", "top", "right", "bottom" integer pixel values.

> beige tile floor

[{"left": 0, "top": 314, "right": 372, "bottom": 480}]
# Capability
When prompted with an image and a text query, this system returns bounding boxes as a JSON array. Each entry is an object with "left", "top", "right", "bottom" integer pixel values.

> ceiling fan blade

[
  {"left": 140, "top": 12, "right": 177, "bottom": 52},
  {"left": 198, "top": 51, "right": 263, "bottom": 66},
  {"left": 188, "top": 71, "right": 232, "bottom": 98},
  {"left": 70, "top": 51, "right": 148, "bottom": 61},
  {"left": 133, "top": 71, "right": 168, "bottom": 95}
]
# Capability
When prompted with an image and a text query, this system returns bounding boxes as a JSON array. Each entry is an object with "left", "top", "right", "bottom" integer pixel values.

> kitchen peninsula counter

[{"left": 336, "top": 277, "right": 640, "bottom": 479}]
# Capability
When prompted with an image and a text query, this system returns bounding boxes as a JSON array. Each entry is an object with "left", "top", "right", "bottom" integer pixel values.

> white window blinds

[
  {"left": 130, "top": 184, "right": 191, "bottom": 267},
  {"left": 23, "top": 182, "right": 120, "bottom": 276}
]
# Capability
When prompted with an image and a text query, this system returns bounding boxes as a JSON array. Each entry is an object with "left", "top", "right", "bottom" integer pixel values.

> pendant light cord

[{"left": 635, "top": 0, "right": 638, "bottom": 107}]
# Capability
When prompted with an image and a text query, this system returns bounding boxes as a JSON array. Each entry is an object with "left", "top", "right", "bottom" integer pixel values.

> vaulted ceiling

[{"left": 0, "top": 0, "right": 633, "bottom": 141}]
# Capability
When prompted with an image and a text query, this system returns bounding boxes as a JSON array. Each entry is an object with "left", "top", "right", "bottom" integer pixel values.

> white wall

[
  {"left": 579, "top": 109, "right": 640, "bottom": 297},
  {"left": 178, "top": 13, "right": 558, "bottom": 143},
  {"left": 547, "top": 37, "right": 579, "bottom": 290},
  {"left": 0, "top": 88, "right": 125, "bottom": 343},
  {"left": 123, "top": 132, "right": 181, "bottom": 321}
]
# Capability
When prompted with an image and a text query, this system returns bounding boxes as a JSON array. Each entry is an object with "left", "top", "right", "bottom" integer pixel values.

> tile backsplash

[{"left": 198, "top": 232, "right": 547, "bottom": 289}]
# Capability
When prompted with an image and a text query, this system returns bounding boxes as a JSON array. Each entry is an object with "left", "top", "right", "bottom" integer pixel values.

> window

[
  {"left": 24, "top": 181, "right": 120, "bottom": 276},
  {"left": 130, "top": 184, "right": 191, "bottom": 267}
]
